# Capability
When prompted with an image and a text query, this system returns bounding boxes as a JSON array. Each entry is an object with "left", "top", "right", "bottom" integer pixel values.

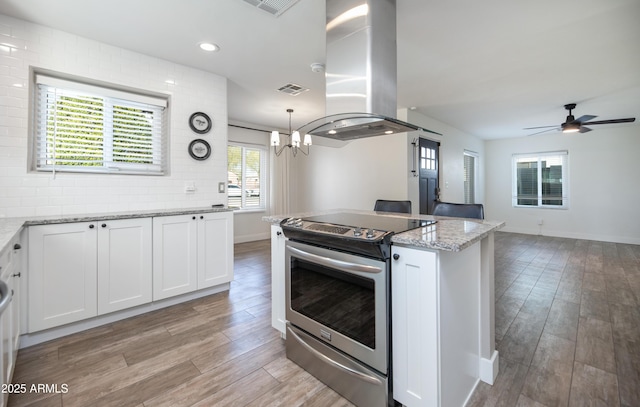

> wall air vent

[
  {"left": 277, "top": 83, "right": 309, "bottom": 96},
  {"left": 242, "top": 0, "right": 300, "bottom": 17}
]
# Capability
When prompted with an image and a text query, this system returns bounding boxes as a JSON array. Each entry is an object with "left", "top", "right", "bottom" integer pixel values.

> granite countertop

[
  {"left": 263, "top": 209, "right": 505, "bottom": 252},
  {"left": 0, "top": 206, "right": 234, "bottom": 255}
]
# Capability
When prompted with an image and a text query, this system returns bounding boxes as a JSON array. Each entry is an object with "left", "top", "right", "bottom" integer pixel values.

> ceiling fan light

[{"left": 562, "top": 122, "right": 580, "bottom": 133}]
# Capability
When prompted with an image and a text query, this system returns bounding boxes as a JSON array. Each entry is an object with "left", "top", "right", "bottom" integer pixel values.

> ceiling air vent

[
  {"left": 277, "top": 83, "right": 309, "bottom": 96},
  {"left": 242, "top": 0, "right": 300, "bottom": 17}
]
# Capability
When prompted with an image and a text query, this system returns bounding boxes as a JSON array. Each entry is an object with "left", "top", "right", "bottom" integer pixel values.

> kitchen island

[{"left": 264, "top": 209, "right": 505, "bottom": 407}]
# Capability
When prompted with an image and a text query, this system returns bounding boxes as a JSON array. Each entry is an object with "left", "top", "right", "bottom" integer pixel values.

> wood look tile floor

[{"left": 9, "top": 232, "right": 640, "bottom": 407}]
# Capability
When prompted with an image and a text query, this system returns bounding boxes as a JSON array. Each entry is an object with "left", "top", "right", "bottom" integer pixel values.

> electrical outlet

[
  {"left": 218, "top": 182, "right": 225, "bottom": 193},
  {"left": 538, "top": 218, "right": 543, "bottom": 225},
  {"left": 184, "top": 181, "right": 196, "bottom": 193}
]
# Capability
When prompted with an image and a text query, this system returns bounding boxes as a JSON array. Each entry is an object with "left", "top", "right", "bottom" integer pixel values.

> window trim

[
  {"left": 512, "top": 150, "right": 569, "bottom": 209},
  {"left": 227, "top": 141, "right": 268, "bottom": 211},
  {"left": 30, "top": 68, "right": 169, "bottom": 176}
]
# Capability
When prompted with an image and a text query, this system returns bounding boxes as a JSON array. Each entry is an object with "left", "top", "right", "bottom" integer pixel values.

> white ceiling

[{"left": 1, "top": 0, "right": 639, "bottom": 139}]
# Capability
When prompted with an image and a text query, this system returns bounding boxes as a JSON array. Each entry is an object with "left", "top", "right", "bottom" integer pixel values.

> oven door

[{"left": 285, "top": 240, "right": 388, "bottom": 374}]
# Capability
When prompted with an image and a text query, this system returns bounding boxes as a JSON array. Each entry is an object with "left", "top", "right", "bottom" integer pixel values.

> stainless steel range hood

[{"left": 297, "top": 0, "right": 440, "bottom": 141}]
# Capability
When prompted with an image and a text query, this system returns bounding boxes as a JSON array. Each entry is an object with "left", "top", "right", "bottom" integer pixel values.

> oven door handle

[
  {"left": 287, "top": 245, "right": 382, "bottom": 274},
  {"left": 288, "top": 326, "right": 383, "bottom": 386}
]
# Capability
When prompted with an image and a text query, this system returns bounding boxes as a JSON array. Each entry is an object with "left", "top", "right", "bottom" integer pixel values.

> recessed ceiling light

[{"left": 199, "top": 42, "right": 220, "bottom": 52}]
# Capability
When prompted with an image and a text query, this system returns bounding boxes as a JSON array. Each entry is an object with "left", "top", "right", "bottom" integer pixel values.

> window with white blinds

[
  {"left": 33, "top": 73, "right": 168, "bottom": 175},
  {"left": 512, "top": 151, "right": 569, "bottom": 208},
  {"left": 463, "top": 151, "right": 477, "bottom": 204}
]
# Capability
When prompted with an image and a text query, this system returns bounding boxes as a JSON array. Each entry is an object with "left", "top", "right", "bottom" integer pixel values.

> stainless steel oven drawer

[{"left": 286, "top": 323, "right": 389, "bottom": 407}]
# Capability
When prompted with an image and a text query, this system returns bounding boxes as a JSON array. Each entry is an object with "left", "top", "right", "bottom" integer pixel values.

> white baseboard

[
  {"left": 499, "top": 227, "right": 640, "bottom": 245},
  {"left": 234, "top": 232, "right": 270, "bottom": 243},
  {"left": 479, "top": 350, "right": 499, "bottom": 385},
  {"left": 20, "top": 283, "right": 230, "bottom": 348}
]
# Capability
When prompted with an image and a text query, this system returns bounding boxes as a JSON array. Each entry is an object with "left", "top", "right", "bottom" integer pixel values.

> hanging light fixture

[{"left": 270, "top": 109, "right": 311, "bottom": 157}]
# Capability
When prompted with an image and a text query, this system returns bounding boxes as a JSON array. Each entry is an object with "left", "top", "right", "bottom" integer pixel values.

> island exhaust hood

[{"left": 296, "top": 0, "right": 440, "bottom": 140}]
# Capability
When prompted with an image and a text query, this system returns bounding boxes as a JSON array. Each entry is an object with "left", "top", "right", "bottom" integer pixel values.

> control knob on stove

[
  {"left": 286, "top": 218, "right": 303, "bottom": 228},
  {"left": 366, "top": 229, "right": 375, "bottom": 239},
  {"left": 353, "top": 227, "right": 363, "bottom": 237}
]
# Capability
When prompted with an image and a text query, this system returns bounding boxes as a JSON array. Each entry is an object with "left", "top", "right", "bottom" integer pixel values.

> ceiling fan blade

[
  {"left": 523, "top": 125, "right": 558, "bottom": 130},
  {"left": 527, "top": 128, "right": 560, "bottom": 136},
  {"left": 574, "top": 115, "right": 596, "bottom": 123},
  {"left": 578, "top": 126, "right": 592, "bottom": 133},
  {"left": 582, "top": 118, "right": 636, "bottom": 125}
]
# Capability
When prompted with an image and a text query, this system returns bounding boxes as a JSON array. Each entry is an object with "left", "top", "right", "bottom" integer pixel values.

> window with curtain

[
  {"left": 463, "top": 151, "right": 478, "bottom": 204},
  {"left": 32, "top": 72, "right": 168, "bottom": 175},
  {"left": 512, "top": 151, "right": 568, "bottom": 208},
  {"left": 227, "top": 143, "right": 267, "bottom": 210}
]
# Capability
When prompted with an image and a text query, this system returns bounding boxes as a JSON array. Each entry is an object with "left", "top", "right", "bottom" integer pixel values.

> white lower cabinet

[
  {"left": 28, "top": 218, "right": 153, "bottom": 332},
  {"left": 1, "top": 235, "right": 23, "bottom": 405},
  {"left": 270, "top": 225, "right": 286, "bottom": 334},
  {"left": 153, "top": 211, "right": 233, "bottom": 301},
  {"left": 28, "top": 222, "right": 98, "bottom": 332},
  {"left": 392, "top": 245, "right": 439, "bottom": 407},
  {"left": 97, "top": 218, "right": 152, "bottom": 314},
  {"left": 392, "top": 243, "right": 483, "bottom": 407}
]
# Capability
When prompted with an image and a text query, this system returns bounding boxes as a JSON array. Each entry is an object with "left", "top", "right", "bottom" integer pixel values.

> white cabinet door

[
  {"left": 270, "top": 225, "right": 286, "bottom": 334},
  {"left": 152, "top": 215, "right": 198, "bottom": 300},
  {"left": 197, "top": 212, "right": 233, "bottom": 289},
  {"left": 97, "top": 218, "right": 152, "bottom": 314},
  {"left": 0, "top": 248, "right": 13, "bottom": 401},
  {"left": 28, "top": 222, "right": 98, "bottom": 332},
  {"left": 391, "top": 245, "right": 440, "bottom": 407}
]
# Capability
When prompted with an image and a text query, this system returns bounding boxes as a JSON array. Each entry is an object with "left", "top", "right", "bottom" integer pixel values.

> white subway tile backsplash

[{"left": 0, "top": 13, "right": 228, "bottom": 218}]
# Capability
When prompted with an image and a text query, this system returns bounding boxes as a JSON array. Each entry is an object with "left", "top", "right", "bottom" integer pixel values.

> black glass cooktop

[{"left": 302, "top": 213, "right": 434, "bottom": 234}]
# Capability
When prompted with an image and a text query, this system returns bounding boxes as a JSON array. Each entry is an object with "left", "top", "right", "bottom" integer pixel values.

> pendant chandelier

[{"left": 270, "top": 108, "right": 311, "bottom": 157}]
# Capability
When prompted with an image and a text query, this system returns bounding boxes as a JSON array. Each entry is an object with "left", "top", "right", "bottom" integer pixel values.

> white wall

[
  {"left": 0, "top": 14, "right": 228, "bottom": 218},
  {"left": 485, "top": 126, "right": 640, "bottom": 244},
  {"left": 227, "top": 122, "right": 271, "bottom": 243},
  {"left": 291, "top": 109, "right": 484, "bottom": 214}
]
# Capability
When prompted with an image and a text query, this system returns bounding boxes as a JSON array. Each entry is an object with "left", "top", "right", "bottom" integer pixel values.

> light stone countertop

[
  {"left": 0, "top": 206, "right": 234, "bottom": 255},
  {"left": 263, "top": 209, "right": 505, "bottom": 252}
]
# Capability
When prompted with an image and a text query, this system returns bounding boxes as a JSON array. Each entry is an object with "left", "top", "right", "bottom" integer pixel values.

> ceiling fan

[{"left": 524, "top": 103, "right": 636, "bottom": 136}]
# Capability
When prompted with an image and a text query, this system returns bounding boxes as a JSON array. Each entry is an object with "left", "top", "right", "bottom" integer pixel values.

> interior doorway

[{"left": 418, "top": 138, "right": 440, "bottom": 214}]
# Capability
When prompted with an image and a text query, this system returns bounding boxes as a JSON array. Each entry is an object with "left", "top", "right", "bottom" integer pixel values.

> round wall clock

[
  {"left": 189, "top": 112, "right": 212, "bottom": 134},
  {"left": 188, "top": 139, "right": 211, "bottom": 160}
]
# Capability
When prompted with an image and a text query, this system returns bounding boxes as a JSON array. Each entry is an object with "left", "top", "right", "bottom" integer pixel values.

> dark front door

[{"left": 418, "top": 138, "right": 440, "bottom": 214}]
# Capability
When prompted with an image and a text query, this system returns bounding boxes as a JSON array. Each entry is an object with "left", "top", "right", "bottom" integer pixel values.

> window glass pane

[
  {"left": 464, "top": 153, "right": 475, "bottom": 204},
  {"left": 227, "top": 145, "right": 242, "bottom": 209},
  {"left": 244, "top": 148, "right": 262, "bottom": 208},
  {"left": 516, "top": 158, "right": 538, "bottom": 206},
  {"left": 541, "top": 156, "right": 563, "bottom": 206}
]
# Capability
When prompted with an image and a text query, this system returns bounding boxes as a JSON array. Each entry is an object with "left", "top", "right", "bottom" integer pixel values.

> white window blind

[
  {"left": 463, "top": 151, "right": 477, "bottom": 204},
  {"left": 33, "top": 74, "right": 168, "bottom": 175}
]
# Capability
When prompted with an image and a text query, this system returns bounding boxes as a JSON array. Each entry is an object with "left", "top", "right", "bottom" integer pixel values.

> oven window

[{"left": 290, "top": 258, "right": 376, "bottom": 349}]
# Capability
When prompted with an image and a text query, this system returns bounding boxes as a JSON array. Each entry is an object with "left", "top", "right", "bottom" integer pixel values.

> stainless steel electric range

[{"left": 280, "top": 213, "right": 435, "bottom": 407}]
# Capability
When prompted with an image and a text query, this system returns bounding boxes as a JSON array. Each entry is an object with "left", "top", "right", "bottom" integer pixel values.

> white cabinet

[
  {"left": 28, "top": 218, "right": 153, "bottom": 332},
  {"left": 198, "top": 212, "right": 234, "bottom": 289},
  {"left": 270, "top": 225, "right": 286, "bottom": 334},
  {"left": 28, "top": 222, "right": 98, "bottom": 332},
  {"left": 0, "top": 232, "right": 25, "bottom": 402},
  {"left": 391, "top": 243, "right": 483, "bottom": 407},
  {"left": 153, "top": 211, "right": 233, "bottom": 301},
  {"left": 97, "top": 218, "right": 152, "bottom": 314}
]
